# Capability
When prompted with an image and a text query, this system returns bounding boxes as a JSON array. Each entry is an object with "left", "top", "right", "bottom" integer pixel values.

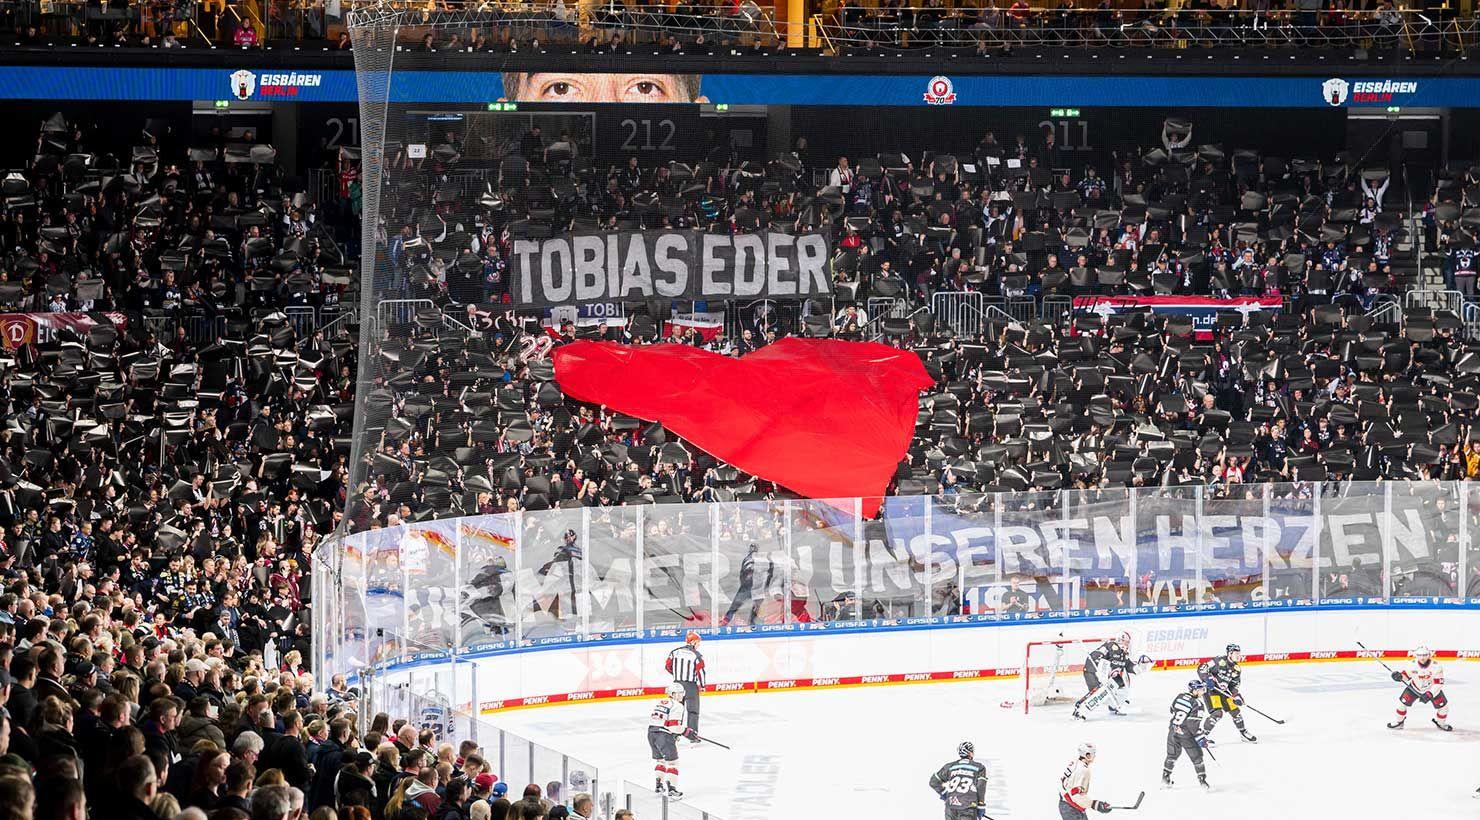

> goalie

[{"left": 1073, "top": 632, "right": 1149, "bottom": 720}]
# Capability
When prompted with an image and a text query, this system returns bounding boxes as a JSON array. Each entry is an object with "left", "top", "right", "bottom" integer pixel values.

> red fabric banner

[
  {"left": 552, "top": 339, "right": 933, "bottom": 517},
  {"left": 0, "top": 312, "right": 128, "bottom": 350}
]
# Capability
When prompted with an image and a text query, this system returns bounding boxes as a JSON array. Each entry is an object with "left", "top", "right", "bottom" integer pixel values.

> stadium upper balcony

[{"left": 0, "top": 1, "right": 1478, "bottom": 75}]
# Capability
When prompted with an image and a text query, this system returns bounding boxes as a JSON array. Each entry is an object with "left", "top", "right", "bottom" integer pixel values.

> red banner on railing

[{"left": 0, "top": 312, "right": 128, "bottom": 350}]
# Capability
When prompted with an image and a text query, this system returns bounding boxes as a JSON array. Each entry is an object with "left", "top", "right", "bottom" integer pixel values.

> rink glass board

[{"left": 314, "top": 481, "right": 1480, "bottom": 680}]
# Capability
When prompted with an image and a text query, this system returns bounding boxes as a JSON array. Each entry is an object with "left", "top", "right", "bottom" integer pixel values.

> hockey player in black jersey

[
  {"left": 1073, "top": 631, "right": 1145, "bottom": 720},
  {"left": 929, "top": 741, "right": 990, "bottom": 820},
  {"left": 1163, "top": 679, "right": 1212, "bottom": 790},
  {"left": 1198, "top": 643, "right": 1256, "bottom": 742}
]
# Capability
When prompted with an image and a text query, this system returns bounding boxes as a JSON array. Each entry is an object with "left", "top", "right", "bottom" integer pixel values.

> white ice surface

[{"left": 487, "top": 661, "right": 1480, "bottom": 818}]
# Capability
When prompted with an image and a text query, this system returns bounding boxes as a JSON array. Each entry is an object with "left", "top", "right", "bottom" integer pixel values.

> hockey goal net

[{"left": 1022, "top": 638, "right": 1109, "bottom": 714}]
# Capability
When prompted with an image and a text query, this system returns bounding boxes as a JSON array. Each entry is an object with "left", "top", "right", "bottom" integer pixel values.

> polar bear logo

[
  {"left": 1321, "top": 77, "right": 1349, "bottom": 107},
  {"left": 230, "top": 69, "right": 258, "bottom": 101}
]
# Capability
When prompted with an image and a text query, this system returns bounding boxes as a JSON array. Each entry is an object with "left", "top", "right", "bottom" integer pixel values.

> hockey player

[
  {"left": 1059, "top": 742, "right": 1113, "bottom": 819},
  {"left": 928, "top": 741, "right": 990, "bottom": 819},
  {"left": 1387, "top": 645, "right": 1450, "bottom": 731},
  {"left": 666, "top": 632, "right": 706, "bottom": 743},
  {"left": 1073, "top": 631, "right": 1146, "bottom": 720},
  {"left": 1162, "top": 679, "right": 1211, "bottom": 790},
  {"left": 648, "top": 682, "right": 697, "bottom": 798},
  {"left": 1197, "top": 643, "right": 1256, "bottom": 742}
]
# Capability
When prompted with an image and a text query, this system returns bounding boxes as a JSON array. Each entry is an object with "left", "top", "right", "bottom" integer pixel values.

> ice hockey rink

[{"left": 488, "top": 659, "right": 1480, "bottom": 818}]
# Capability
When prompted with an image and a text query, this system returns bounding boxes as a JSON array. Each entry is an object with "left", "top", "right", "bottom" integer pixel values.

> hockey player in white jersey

[
  {"left": 1073, "top": 632, "right": 1149, "bottom": 720},
  {"left": 1058, "top": 742, "right": 1113, "bottom": 819},
  {"left": 648, "top": 682, "right": 697, "bottom": 798},
  {"left": 1387, "top": 646, "right": 1450, "bottom": 731}
]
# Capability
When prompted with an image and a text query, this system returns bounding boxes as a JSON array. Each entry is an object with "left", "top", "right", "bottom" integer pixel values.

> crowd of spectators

[
  {"left": 0, "top": 0, "right": 1462, "bottom": 54},
  {"left": 355, "top": 113, "right": 1464, "bottom": 536},
  {"left": 0, "top": 75, "right": 1473, "bottom": 820},
  {"left": 0, "top": 105, "right": 652, "bottom": 820}
]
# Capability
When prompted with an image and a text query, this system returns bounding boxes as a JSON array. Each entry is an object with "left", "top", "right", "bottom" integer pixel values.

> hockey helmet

[
  {"left": 1413, "top": 645, "right": 1433, "bottom": 663},
  {"left": 1188, "top": 678, "right": 1206, "bottom": 693},
  {"left": 958, "top": 741, "right": 974, "bottom": 759},
  {"left": 685, "top": 631, "right": 702, "bottom": 645},
  {"left": 665, "top": 682, "right": 686, "bottom": 701},
  {"left": 1225, "top": 643, "right": 1243, "bottom": 661},
  {"left": 1077, "top": 742, "right": 1096, "bottom": 760},
  {"left": 1116, "top": 631, "right": 1132, "bottom": 648}
]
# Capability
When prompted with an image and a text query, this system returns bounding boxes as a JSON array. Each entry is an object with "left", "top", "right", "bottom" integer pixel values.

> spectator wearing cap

[
  {"left": 67, "top": 662, "right": 97, "bottom": 699},
  {"left": 334, "top": 750, "right": 376, "bottom": 813},
  {"left": 176, "top": 658, "right": 208, "bottom": 702},
  {"left": 471, "top": 773, "right": 496, "bottom": 802}
]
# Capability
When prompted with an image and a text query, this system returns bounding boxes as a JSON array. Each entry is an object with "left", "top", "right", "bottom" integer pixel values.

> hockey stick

[
  {"left": 1110, "top": 791, "right": 1146, "bottom": 810},
  {"left": 1211, "top": 686, "right": 1285, "bottom": 725},
  {"left": 1356, "top": 641, "right": 1400, "bottom": 676},
  {"left": 1239, "top": 702, "right": 1286, "bottom": 725},
  {"left": 694, "top": 734, "right": 731, "bottom": 750},
  {"left": 1199, "top": 738, "right": 1218, "bottom": 762}
]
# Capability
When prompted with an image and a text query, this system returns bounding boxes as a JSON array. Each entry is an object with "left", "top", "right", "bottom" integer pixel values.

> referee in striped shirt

[{"left": 666, "top": 632, "right": 705, "bottom": 742}]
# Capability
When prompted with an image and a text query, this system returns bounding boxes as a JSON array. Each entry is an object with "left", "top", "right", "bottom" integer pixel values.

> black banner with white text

[{"left": 509, "top": 230, "right": 832, "bottom": 308}]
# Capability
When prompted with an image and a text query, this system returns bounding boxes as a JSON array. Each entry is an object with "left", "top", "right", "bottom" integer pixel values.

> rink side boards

[
  {"left": 365, "top": 601, "right": 1480, "bottom": 716},
  {"left": 469, "top": 647, "right": 1480, "bottom": 714}
]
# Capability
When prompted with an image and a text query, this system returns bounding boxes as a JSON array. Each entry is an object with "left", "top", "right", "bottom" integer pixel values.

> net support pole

[
  {"left": 853, "top": 498, "right": 864, "bottom": 621},
  {"left": 1461, "top": 481, "right": 1470, "bottom": 601},
  {"left": 1128, "top": 487, "right": 1138, "bottom": 609},
  {"left": 709, "top": 504, "right": 720, "bottom": 629},
  {"left": 1261, "top": 483, "right": 1272, "bottom": 604},
  {"left": 1312, "top": 484, "right": 1323, "bottom": 604},
  {"left": 993, "top": 498, "right": 1004, "bottom": 620},
  {"left": 923, "top": 496, "right": 933, "bottom": 617},
  {"left": 1194, "top": 485, "right": 1205, "bottom": 605},
  {"left": 581, "top": 506, "right": 592, "bottom": 639},
  {"left": 1022, "top": 640, "right": 1031, "bottom": 715},
  {"left": 635, "top": 506, "right": 645, "bottom": 635},
  {"left": 1061, "top": 490, "right": 1072, "bottom": 612},
  {"left": 1381, "top": 482, "right": 1393, "bottom": 602}
]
